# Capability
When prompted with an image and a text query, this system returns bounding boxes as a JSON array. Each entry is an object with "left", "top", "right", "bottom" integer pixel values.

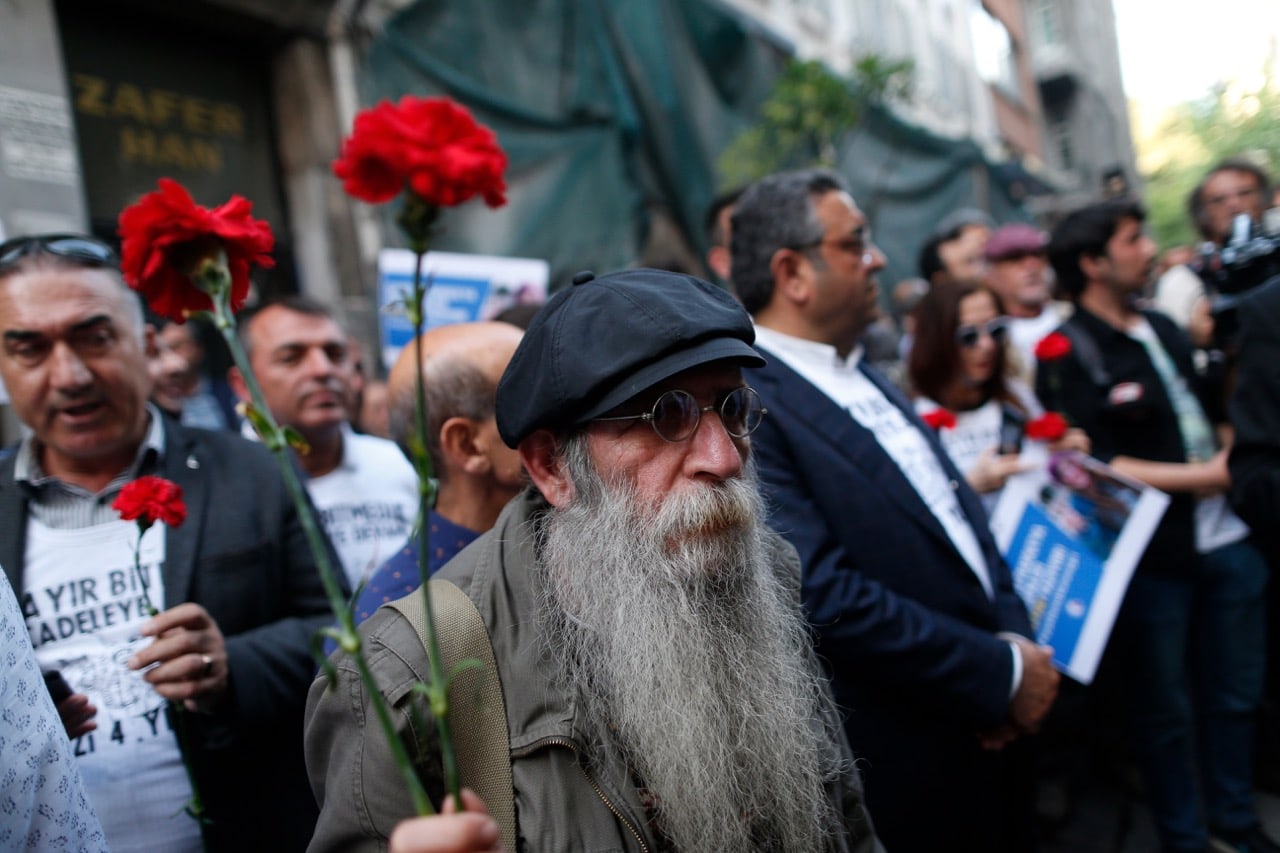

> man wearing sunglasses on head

[
  {"left": 0, "top": 233, "right": 341, "bottom": 852},
  {"left": 306, "top": 267, "right": 881, "bottom": 853},
  {"left": 731, "top": 169, "right": 1058, "bottom": 852}
]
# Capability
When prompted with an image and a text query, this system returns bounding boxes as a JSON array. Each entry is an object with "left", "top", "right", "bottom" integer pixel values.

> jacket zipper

[{"left": 513, "top": 736, "right": 650, "bottom": 853}]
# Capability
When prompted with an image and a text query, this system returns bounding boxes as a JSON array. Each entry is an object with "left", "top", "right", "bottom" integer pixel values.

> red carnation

[
  {"left": 113, "top": 476, "right": 188, "bottom": 531},
  {"left": 921, "top": 408, "right": 957, "bottom": 430},
  {"left": 118, "top": 178, "right": 275, "bottom": 323},
  {"left": 1034, "top": 332, "right": 1072, "bottom": 362},
  {"left": 1026, "top": 412, "right": 1068, "bottom": 442},
  {"left": 333, "top": 96, "right": 507, "bottom": 208}
]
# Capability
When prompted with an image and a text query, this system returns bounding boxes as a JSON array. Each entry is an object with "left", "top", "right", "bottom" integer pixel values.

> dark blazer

[
  {"left": 749, "top": 349, "right": 1034, "bottom": 851},
  {"left": 0, "top": 417, "right": 340, "bottom": 852},
  {"left": 1229, "top": 279, "right": 1280, "bottom": 563}
]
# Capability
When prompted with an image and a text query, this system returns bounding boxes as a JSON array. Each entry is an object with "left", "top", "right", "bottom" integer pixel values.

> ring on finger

[{"left": 199, "top": 654, "right": 214, "bottom": 679}]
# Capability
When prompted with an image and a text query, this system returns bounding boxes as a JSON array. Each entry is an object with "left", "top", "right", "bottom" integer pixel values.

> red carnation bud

[
  {"left": 1034, "top": 332, "right": 1072, "bottom": 362},
  {"left": 113, "top": 476, "right": 188, "bottom": 530},
  {"left": 922, "top": 408, "right": 957, "bottom": 430},
  {"left": 1026, "top": 412, "right": 1068, "bottom": 442},
  {"left": 333, "top": 96, "right": 508, "bottom": 210},
  {"left": 118, "top": 178, "right": 275, "bottom": 323}
]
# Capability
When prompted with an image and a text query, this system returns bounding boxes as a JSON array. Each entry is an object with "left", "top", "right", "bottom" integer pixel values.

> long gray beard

[{"left": 536, "top": 439, "right": 844, "bottom": 852}]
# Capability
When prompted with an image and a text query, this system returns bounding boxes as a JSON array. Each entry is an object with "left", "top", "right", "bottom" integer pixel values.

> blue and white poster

[
  {"left": 990, "top": 451, "right": 1169, "bottom": 684},
  {"left": 377, "top": 249, "right": 549, "bottom": 370},
  {"left": 1004, "top": 502, "right": 1103, "bottom": 674}
]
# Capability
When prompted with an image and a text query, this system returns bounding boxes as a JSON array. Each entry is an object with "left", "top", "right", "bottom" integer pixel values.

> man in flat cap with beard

[{"left": 305, "top": 268, "right": 880, "bottom": 852}]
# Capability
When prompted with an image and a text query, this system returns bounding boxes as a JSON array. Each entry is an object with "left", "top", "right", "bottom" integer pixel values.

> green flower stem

[
  {"left": 172, "top": 706, "right": 208, "bottom": 830},
  {"left": 406, "top": 250, "right": 464, "bottom": 811},
  {"left": 198, "top": 260, "right": 434, "bottom": 817},
  {"left": 394, "top": 194, "right": 465, "bottom": 807},
  {"left": 128, "top": 525, "right": 208, "bottom": 842},
  {"left": 128, "top": 523, "right": 160, "bottom": 619}
]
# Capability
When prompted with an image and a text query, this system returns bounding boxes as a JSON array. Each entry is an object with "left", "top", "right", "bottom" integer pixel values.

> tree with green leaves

[
  {"left": 717, "top": 55, "right": 914, "bottom": 188},
  {"left": 1141, "top": 65, "right": 1279, "bottom": 250}
]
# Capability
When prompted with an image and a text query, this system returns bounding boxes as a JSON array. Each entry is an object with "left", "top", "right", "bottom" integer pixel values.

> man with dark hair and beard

[{"left": 304, "top": 268, "right": 881, "bottom": 853}]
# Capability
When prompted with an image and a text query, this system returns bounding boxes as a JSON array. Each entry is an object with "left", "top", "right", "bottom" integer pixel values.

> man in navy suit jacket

[{"left": 731, "top": 170, "right": 1059, "bottom": 851}]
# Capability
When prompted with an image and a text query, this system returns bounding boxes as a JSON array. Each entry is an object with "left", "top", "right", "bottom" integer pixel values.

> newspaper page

[{"left": 990, "top": 450, "right": 1169, "bottom": 684}]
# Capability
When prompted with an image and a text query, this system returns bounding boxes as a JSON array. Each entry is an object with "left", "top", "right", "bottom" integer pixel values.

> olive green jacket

[{"left": 304, "top": 489, "right": 882, "bottom": 852}]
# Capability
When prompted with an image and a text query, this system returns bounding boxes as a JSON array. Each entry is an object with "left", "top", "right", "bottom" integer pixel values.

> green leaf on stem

[
  {"left": 445, "top": 658, "right": 485, "bottom": 687},
  {"left": 408, "top": 680, "right": 449, "bottom": 719},
  {"left": 281, "top": 425, "right": 311, "bottom": 456},
  {"left": 182, "top": 796, "right": 210, "bottom": 825},
  {"left": 405, "top": 432, "right": 427, "bottom": 464},
  {"left": 404, "top": 699, "right": 431, "bottom": 762},
  {"left": 311, "top": 631, "right": 341, "bottom": 688},
  {"left": 239, "top": 402, "right": 281, "bottom": 449}
]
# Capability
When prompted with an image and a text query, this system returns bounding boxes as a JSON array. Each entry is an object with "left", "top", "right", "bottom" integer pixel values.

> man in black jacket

[
  {"left": 1041, "top": 201, "right": 1275, "bottom": 853},
  {"left": 1229, "top": 277, "right": 1280, "bottom": 564}
]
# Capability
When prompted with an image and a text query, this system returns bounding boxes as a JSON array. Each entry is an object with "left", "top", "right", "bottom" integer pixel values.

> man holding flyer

[{"left": 1040, "top": 199, "right": 1275, "bottom": 853}]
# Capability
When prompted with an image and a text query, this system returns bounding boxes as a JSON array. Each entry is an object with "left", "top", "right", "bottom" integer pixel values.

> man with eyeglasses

[
  {"left": 0, "top": 233, "right": 340, "bottom": 852},
  {"left": 1153, "top": 157, "right": 1272, "bottom": 337},
  {"left": 730, "top": 168, "right": 1057, "bottom": 851},
  {"left": 306, "top": 268, "right": 881, "bottom": 853}
]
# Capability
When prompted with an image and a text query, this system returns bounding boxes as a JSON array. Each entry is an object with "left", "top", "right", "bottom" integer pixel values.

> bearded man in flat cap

[{"left": 305, "top": 268, "right": 880, "bottom": 852}]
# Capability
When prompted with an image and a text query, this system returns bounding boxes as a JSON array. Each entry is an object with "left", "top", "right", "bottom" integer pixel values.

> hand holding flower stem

[
  {"left": 333, "top": 94, "right": 508, "bottom": 814},
  {"left": 113, "top": 477, "right": 208, "bottom": 836},
  {"left": 118, "top": 178, "right": 434, "bottom": 816}
]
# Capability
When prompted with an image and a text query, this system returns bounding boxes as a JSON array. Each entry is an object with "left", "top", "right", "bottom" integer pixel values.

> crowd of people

[{"left": 2, "top": 153, "right": 1279, "bottom": 853}]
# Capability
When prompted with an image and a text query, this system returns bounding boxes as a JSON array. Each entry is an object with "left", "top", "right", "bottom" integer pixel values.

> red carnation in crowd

[
  {"left": 1026, "top": 412, "right": 1069, "bottom": 442},
  {"left": 118, "top": 178, "right": 275, "bottom": 322},
  {"left": 113, "top": 476, "right": 188, "bottom": 531},
  {"left": 921, "top": 408, "right": 957, "bottom": 430},
  {"left": 1034, "top": 331, "right": 1072, "bottom": 362},
  {"left": 333, "top": 95, "right": 508, "bottom": 208}
]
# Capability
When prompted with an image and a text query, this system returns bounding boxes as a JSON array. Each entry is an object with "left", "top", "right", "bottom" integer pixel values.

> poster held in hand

[{"left": 990, "top": 450, "right": 1169, "bottom": 684}]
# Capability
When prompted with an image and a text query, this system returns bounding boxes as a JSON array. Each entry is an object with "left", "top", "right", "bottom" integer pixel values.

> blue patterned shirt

[
  {"left": 0, "top": 570, "right": 108, "bottom": 851},
  {"left": 322, "top": 511, "right": 480, "bottom": 656}
]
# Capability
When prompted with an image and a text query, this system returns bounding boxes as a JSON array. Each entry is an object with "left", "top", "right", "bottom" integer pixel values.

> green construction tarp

[
  {"left": 838, "top": 105, "right": 1028, "bottom": 288},
  {"left": 359, "top": 0, "right": 1031, "bottom": 291}
]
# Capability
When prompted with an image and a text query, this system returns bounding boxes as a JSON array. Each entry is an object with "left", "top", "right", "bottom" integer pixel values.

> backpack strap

[
  {"left": 1058, "top": 315, "right": 1112, "bottom": 388},
  {"left": 385, "top": 580, "right": 516, "bottom": 852}
]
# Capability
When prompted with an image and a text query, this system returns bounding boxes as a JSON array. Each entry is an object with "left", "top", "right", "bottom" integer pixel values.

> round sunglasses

[
  {"left": 955, "top": 318, "right": 1009, "bottom": 349},
  {"left": 593, "top": 386, "right": 767, "bottom": 442}
]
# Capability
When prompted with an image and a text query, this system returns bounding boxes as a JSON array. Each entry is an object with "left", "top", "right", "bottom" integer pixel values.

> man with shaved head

[{"left": 348, "top": 321, "right": 525, "bottom": 622}]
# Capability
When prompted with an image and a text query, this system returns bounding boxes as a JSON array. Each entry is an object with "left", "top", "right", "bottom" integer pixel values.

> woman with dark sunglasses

[{"left": 908, "top": 278, "right": 1089, "bottom": 512}]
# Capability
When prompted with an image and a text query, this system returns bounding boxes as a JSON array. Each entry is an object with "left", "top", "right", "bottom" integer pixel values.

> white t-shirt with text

[
  {"left": 23, "top": 517, "right": 201, "bottom": 853},
  {"left": 307, "top": 428, "right": 420, "bottom": 589}
]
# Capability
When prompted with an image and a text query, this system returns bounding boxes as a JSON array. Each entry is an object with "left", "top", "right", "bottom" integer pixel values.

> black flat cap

[{"left": 496, "top": 268, "right": 765, "bottom": 446}]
